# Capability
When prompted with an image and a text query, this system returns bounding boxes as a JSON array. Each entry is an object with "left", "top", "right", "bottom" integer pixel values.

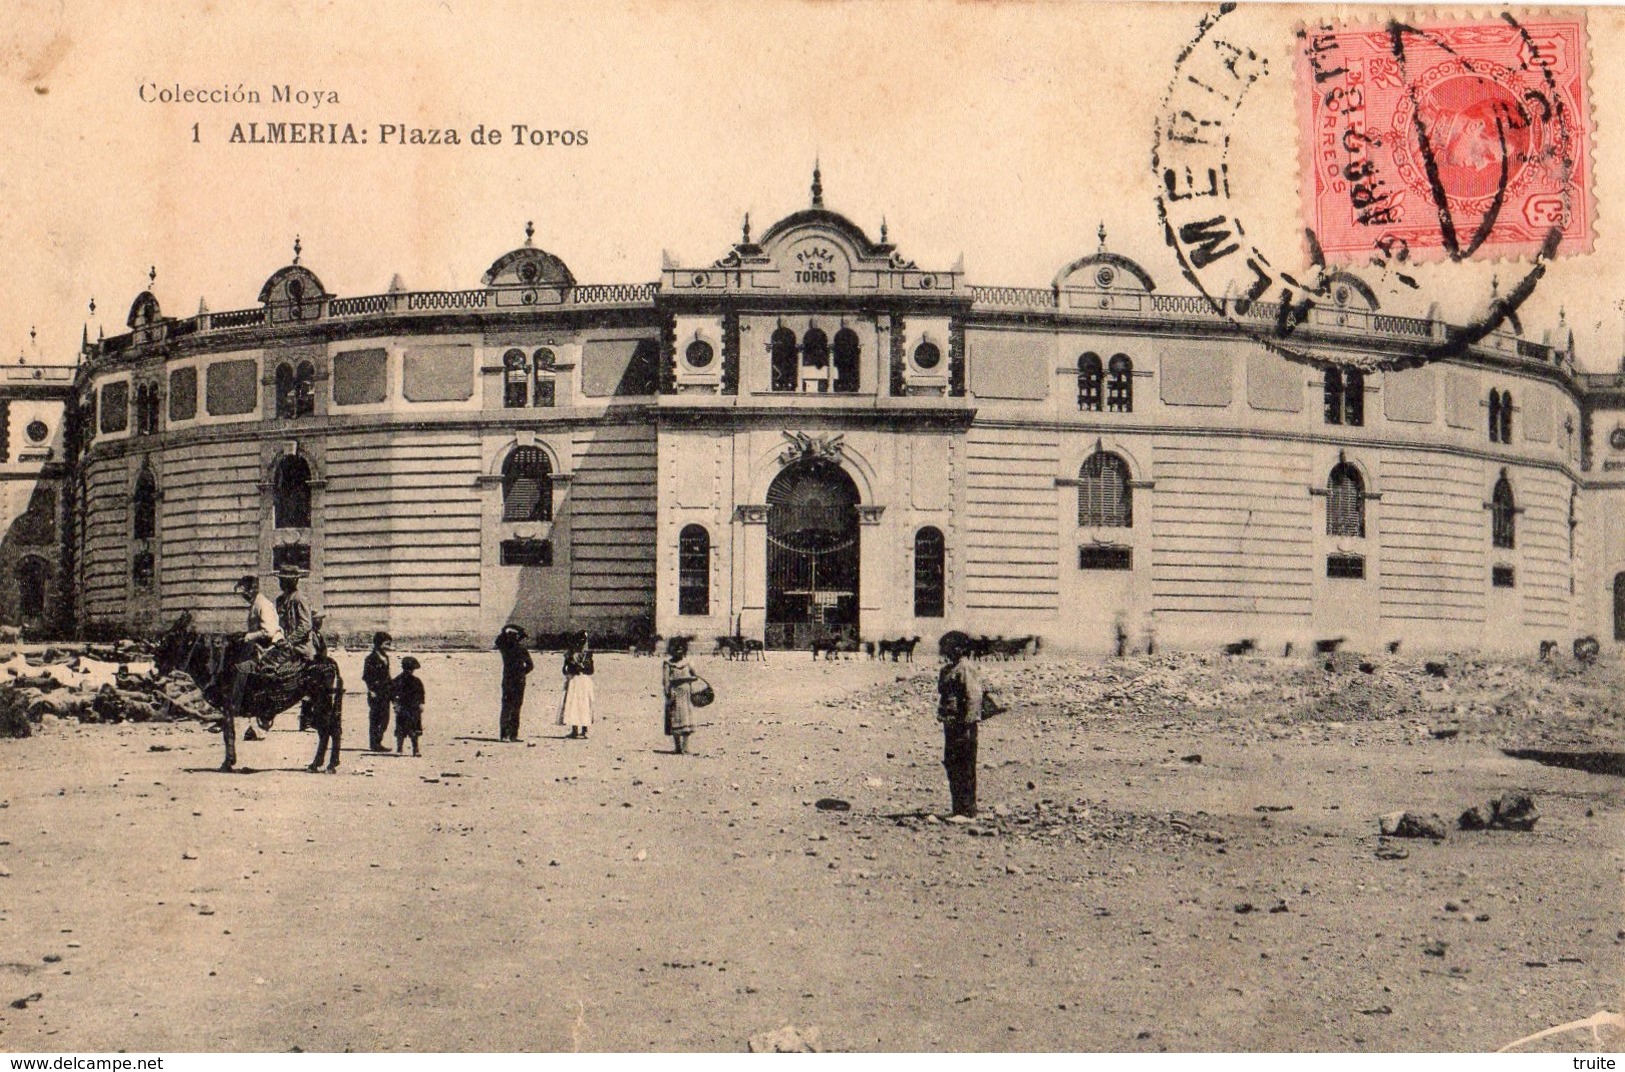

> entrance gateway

[{"left": 765, "top": 460, "right": 860, "bottom": 650}]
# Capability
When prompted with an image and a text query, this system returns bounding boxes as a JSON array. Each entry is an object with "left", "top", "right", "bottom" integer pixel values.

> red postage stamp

[{"left": 1296, "top": 14, "right": 1592, "bottom": 264}]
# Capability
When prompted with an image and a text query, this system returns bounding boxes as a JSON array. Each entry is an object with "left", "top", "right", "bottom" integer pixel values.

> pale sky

[{"left": 2, "top": 0, "right": 1622, "bottom": 368}]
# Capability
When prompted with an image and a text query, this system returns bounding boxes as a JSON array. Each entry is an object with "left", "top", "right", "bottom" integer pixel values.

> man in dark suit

[{"left": 362, "top": 631, "right": 393, "bottom": 752}]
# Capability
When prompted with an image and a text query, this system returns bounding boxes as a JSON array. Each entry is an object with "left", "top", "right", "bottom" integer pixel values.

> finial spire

[
  {"left": 524, "top": 220, "right": 534, "bottom": 247},
  {"left": 88, "top": 296, "right": 96, "bottom": 316},
  {"left": 148, "top": 265, "right": 157, "bottom": 287},
  {"left": 293, "top": 235, "right": 302, "bottom": 265},
  {"left": 29, "top": 325, "right": 36, "bottom": 346},
  {"left": 742, "top": 211, "right": 751, "bottom": 245},
  {"left": 1097, "top": 221, "right": 1107, "bottom": 253},
  {"left": 811, "top": 159, "right": 824, "bottom": 209},
  {"left": 880, "top": 216, "right": 888, "bottom": 243},
  {"left": 1559, "top": 305, "right": 1567, "bottom": 327}
]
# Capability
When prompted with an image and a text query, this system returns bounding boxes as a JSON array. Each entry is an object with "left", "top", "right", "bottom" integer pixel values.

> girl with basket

[{"left": 661, "top": 637, "right": 712, "bottom": 754}]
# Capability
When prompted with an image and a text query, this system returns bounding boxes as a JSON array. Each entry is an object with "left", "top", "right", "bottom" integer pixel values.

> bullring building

[{"left": 15, "top": 172, "right": 1625, "bottom": 653}]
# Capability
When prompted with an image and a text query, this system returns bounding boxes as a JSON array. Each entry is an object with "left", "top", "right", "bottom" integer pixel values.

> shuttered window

[
  {"left": 913, "top": 527, "right": 946, "bottom": 617},
  {"left": 1326, "top": 463, "right": 1364, "bottom": 537},
  {"left": 1106, "top": 354, "right": 1133, "bottom": 413},
  {"left": 1078, "top": 452, "right": 1132, "bottom": 527},
  {"left": 678, "top": 525, "right": 710, "bottom": 616},
  {"left": 502, "top": 447, "right": 553, "bottom": 523},
  {"left": 1492, "top": 476, "right": 1516, "bottom": 549},
  {"left": 1077, "top": 353, "right": 1103, "bottom": 412}
]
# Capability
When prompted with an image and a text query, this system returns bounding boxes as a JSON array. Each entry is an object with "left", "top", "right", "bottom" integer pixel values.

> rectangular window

[
  {"left": 1492, "top": 565, "right": 1516, "bottom": 588},
  {"left": 99, "top": 381, "right": 129, "bottom": 433},
  {"left": 272, "top": 543, "right": 311, "bottom": 573},
  {"left": 204, "top": 359, "right": 259, "bottom": 416},
  {"left": 132, "top": 550, "right": 155, "bottom": 589},
  {"left": 1079, "top": 545, "right": 1133, "bottom": 571},
  {"left": 533, "top": 378, "right": 555, "bottom": 408},
  {"left": 168, "top": 367, "right": 197, "bottom": 421},
  {"left": 500, "top": 537, "right": 553, "bottom": 567},
  {"left": 1326, "top": 553, "right": 1365, "bottom": 579}
]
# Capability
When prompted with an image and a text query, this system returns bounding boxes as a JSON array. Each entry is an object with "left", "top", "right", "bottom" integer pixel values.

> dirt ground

[{"left": 0, "top": 647, "right": 1621, "bottom": 1053}]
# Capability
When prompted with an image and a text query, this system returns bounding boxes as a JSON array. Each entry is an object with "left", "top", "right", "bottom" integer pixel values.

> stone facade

[{"left": 40, "top": 180, "right": 1625, "bottom": 652}]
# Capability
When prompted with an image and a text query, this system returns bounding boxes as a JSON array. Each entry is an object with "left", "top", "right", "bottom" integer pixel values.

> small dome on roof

[
  {"left": 483, "top": 222, "right": 575, "bottom": 288},
  {"left": 258, "top": 264, "right": 330, "bottom": 306},
  {"left": 1055, "top": 228, "right": 1157, "bottom": 292},
  {"left": 126, "top": 291, "right": 162, "bottom": 329}
]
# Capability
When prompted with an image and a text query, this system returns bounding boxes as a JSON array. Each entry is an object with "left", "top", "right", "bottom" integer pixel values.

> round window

[
  {"left": 686, "top": 341, "right": 715, "bottom": 369},
  {"left": 25, "top": 420, "right": 48, "bottom": 443},
  {"left": 286, "top": 279, "right": 304, "bottom": 303},
  {"left": 1611, "top": 427, "right": 1625, "bottom": 452},
  {"left": 1335, "top": 284, "right": 1352, "bottom": 306},
  {"left": 1095, "top": 266, "right": 1116, "bottom": 288},
  {"left": 913, "top": 342, "right": 942, "bottom": 371},
  {"left": 519, "top": 261, "right": 540, "bottom": 284}
]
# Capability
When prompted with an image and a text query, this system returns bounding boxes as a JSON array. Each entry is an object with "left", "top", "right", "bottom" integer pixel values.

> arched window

[
  {"left": 1569, "top": 486, "right": 1579, "bottom": 559},
  {"left": 273, "top": 455, "right": 312, "bottom": 529},
  {"left": 293, "top": 361, "right": 316, "bottom": 418},
  {"left": 1077, "top": 353, "right": 1104, "bottom": 412},
  {"left": 1491, "top": 475, "right": 1516, "bottom": 549},
  {"left": 133, "top": 469, "right": 158, "bottom": 541},
  {"left": 502, "top": 446, "right": 553, "bottom": 523},
  {"left": 802, "top": 328, "right": 829, "bottom": 392},
  {"left": 1488, "top": 389, "right": 1503, "bottom": 443},
  {"left": 678, "top": 524, "right": 710, "bottom": 616},
  {"left": 532, "top": 348, "right": 556, "bottom": 408},
  {"left": 1106, "top": 354, "right": 1134, "bottom": 413},
  {"left": 770, "top": 328, "right": 798, "bottom": 393},
  {"left": 1078, "top": 452, "right": 1132, "bottom": 527},
  {"left": 832, "top": 328, "right": 860, "bottom": 394},
  {"left": 913, "top": 526, "right": 945, "bottom": 618},
  {"left": 503, "top": 348, "right": 528, "bottom": 408},
  {"left": 1499, "top": 390, "right": 1513, "bottom": 444},
  {"left": 1326, "top": 462, "right": 1364, "bottom": 537},
  {"left": 275, "top": 362, "right": 297, "bottom": 419}
]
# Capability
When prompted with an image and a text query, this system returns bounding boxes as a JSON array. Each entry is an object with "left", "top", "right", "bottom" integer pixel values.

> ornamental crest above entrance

[
  {"left": 778, "top": 431, "right": 844, "bottom": 467},
  {"left": 660, "top": 166, "right": 962, "bottom": 298}
]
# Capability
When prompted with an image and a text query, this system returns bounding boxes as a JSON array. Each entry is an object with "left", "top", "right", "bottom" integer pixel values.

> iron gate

[{"left": 765, "top": 460, "right": 860, "bottom": 650}]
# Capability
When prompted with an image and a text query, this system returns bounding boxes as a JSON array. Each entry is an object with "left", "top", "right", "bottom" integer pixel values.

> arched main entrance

[{"left": 765, "top": 460, "right": 860, "bottom": 649}]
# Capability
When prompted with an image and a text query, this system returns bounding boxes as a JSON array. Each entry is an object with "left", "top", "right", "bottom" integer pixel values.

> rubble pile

[
  {"left": 0, "top": 648, "right": 217, "bottom": 736},
  {"left": 884, "top": 798, "right": 1219, "bottom": 851},
  {"left": 844, "top": 649, "right": 1625, "bottom": 747}
]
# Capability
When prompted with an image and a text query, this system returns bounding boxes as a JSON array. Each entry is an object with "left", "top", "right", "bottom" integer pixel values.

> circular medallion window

[
  {"left": 912, "top": 342, "right": 942, "bottom": 371},
  {"left": 1095, "top": 266, "right": 1116, "bottom": 288},
  {"left": 286, "top": 279, "right": 304, "bottom": 302},
  {"left": 918, "top": 275, "right": 935, "bottom": 290},
  {"left": 685, "top": 341, "right": 715, "bottom": 369},
  {"left": 519, "top": 262, "right": 540, "bottom": 284},
  {"left": 1611, "top": 427, "right": 1625, "bottom": 451},
  {"left": 25, "top": 420, "right": 48, "bottom": 443},
  {"left": 691, "top": 272, "right": 709, "bottom": 288},
  {"left": 1335, "top": 284, "right": 1352, "bottom": 306}
]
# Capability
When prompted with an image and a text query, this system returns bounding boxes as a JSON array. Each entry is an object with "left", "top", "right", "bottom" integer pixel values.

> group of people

[{"left": 222, "top": 572, "right": 979, "bottom": 818}]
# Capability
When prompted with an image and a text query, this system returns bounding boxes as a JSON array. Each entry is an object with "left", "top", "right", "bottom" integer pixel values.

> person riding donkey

[{"left": 219, "top": 566, "right": 315, "bottom": 771}]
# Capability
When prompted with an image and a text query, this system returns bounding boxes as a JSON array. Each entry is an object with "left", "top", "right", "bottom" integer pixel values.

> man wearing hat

[
  {"left": 221, "top": 573, "right": 289, "bottom": 770},
  {"left": 274, "top": 565, "right": 317, "bottom": 662},
  {"left": 495, "top": 624, "right": 533, "bottom": 742},
  {"left": 936, "top": 631, "right": 989, "bottom": 820},
  {"left": 362, "top": 630, "right": 394, "bottom": 752}
]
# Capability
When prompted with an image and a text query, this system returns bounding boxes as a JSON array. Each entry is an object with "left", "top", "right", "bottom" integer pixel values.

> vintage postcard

[{"left": 1, "top": 0, "right": 1623, "bottom": 1056}]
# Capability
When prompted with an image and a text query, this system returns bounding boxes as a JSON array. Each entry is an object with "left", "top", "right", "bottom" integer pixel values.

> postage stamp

[{"left": 1296, "top": 14, "right": 1592, "bottom": 264}]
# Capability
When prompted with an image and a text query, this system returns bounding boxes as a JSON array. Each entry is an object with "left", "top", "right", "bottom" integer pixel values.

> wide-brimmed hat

[
  {"left": 274, "top": 565, "right": 307, "bottom": 580},
  {"left": 499, "top": 624, "right": 528, "bottom": 639},
  {"left": 400, "top": 656, "right": 421, "bottom": 671}
]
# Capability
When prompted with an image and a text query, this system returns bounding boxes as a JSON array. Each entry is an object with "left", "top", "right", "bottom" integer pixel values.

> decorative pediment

[
  {"left": 663, "top": 169, "right": 958, "bottom": 297},
  {"left": 778, "top": 431, "right": 845, "bottom": 467}
]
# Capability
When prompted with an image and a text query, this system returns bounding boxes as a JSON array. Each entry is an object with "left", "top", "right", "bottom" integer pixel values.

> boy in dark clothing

[
  {"left": 495, "top": 624, "right": 533, "bottom": 742},
  {"left": 936, "top": 633, "right": 989, "bottom": 820},
  {"left": 306, "top": 643, "right": 345, "bottom": 773},
  {"left": 362, "top": 631, "right": 393, "bottom": 752},
  {"left": 392, "top": 655, "right": 424, "bottom": 756}
]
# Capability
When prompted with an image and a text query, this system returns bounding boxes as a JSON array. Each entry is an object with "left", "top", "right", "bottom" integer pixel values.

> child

[
  {"left": 558, "top": 631, "right": 595, "bottom": 739},
  {"left": 661, "top": 637, "right": 698, "bottom": 754},
  {"left": 392, "top": 655, "right": 425, "bottom": 756},
  {"left": 495, "top": 625, "right": 532, "bottom": 742},
  {"left": 362, "top": 631, "right": 393, "bottom": 751}
]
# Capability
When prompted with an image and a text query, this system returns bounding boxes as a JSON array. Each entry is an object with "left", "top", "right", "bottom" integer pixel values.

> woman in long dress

[
  {"left": 558, "top": 631, "right": 595, "bottom": 739},
  {"left": 661, "top": 636, "right": 698, "bottom": 754}
]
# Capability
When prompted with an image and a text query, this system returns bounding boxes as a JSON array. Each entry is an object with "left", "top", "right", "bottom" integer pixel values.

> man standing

[
  {"left": 495, "top": 624, "right": 533, "bottom": 742},
  {"left": 362, "top": 631, "right": 393, "bottom": 752},
  {"left": 222, "top": 574, "right": 286, "bottom": 771},
  {"left": 936, "top": 632, "right": 989, "bottom": 821}
]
